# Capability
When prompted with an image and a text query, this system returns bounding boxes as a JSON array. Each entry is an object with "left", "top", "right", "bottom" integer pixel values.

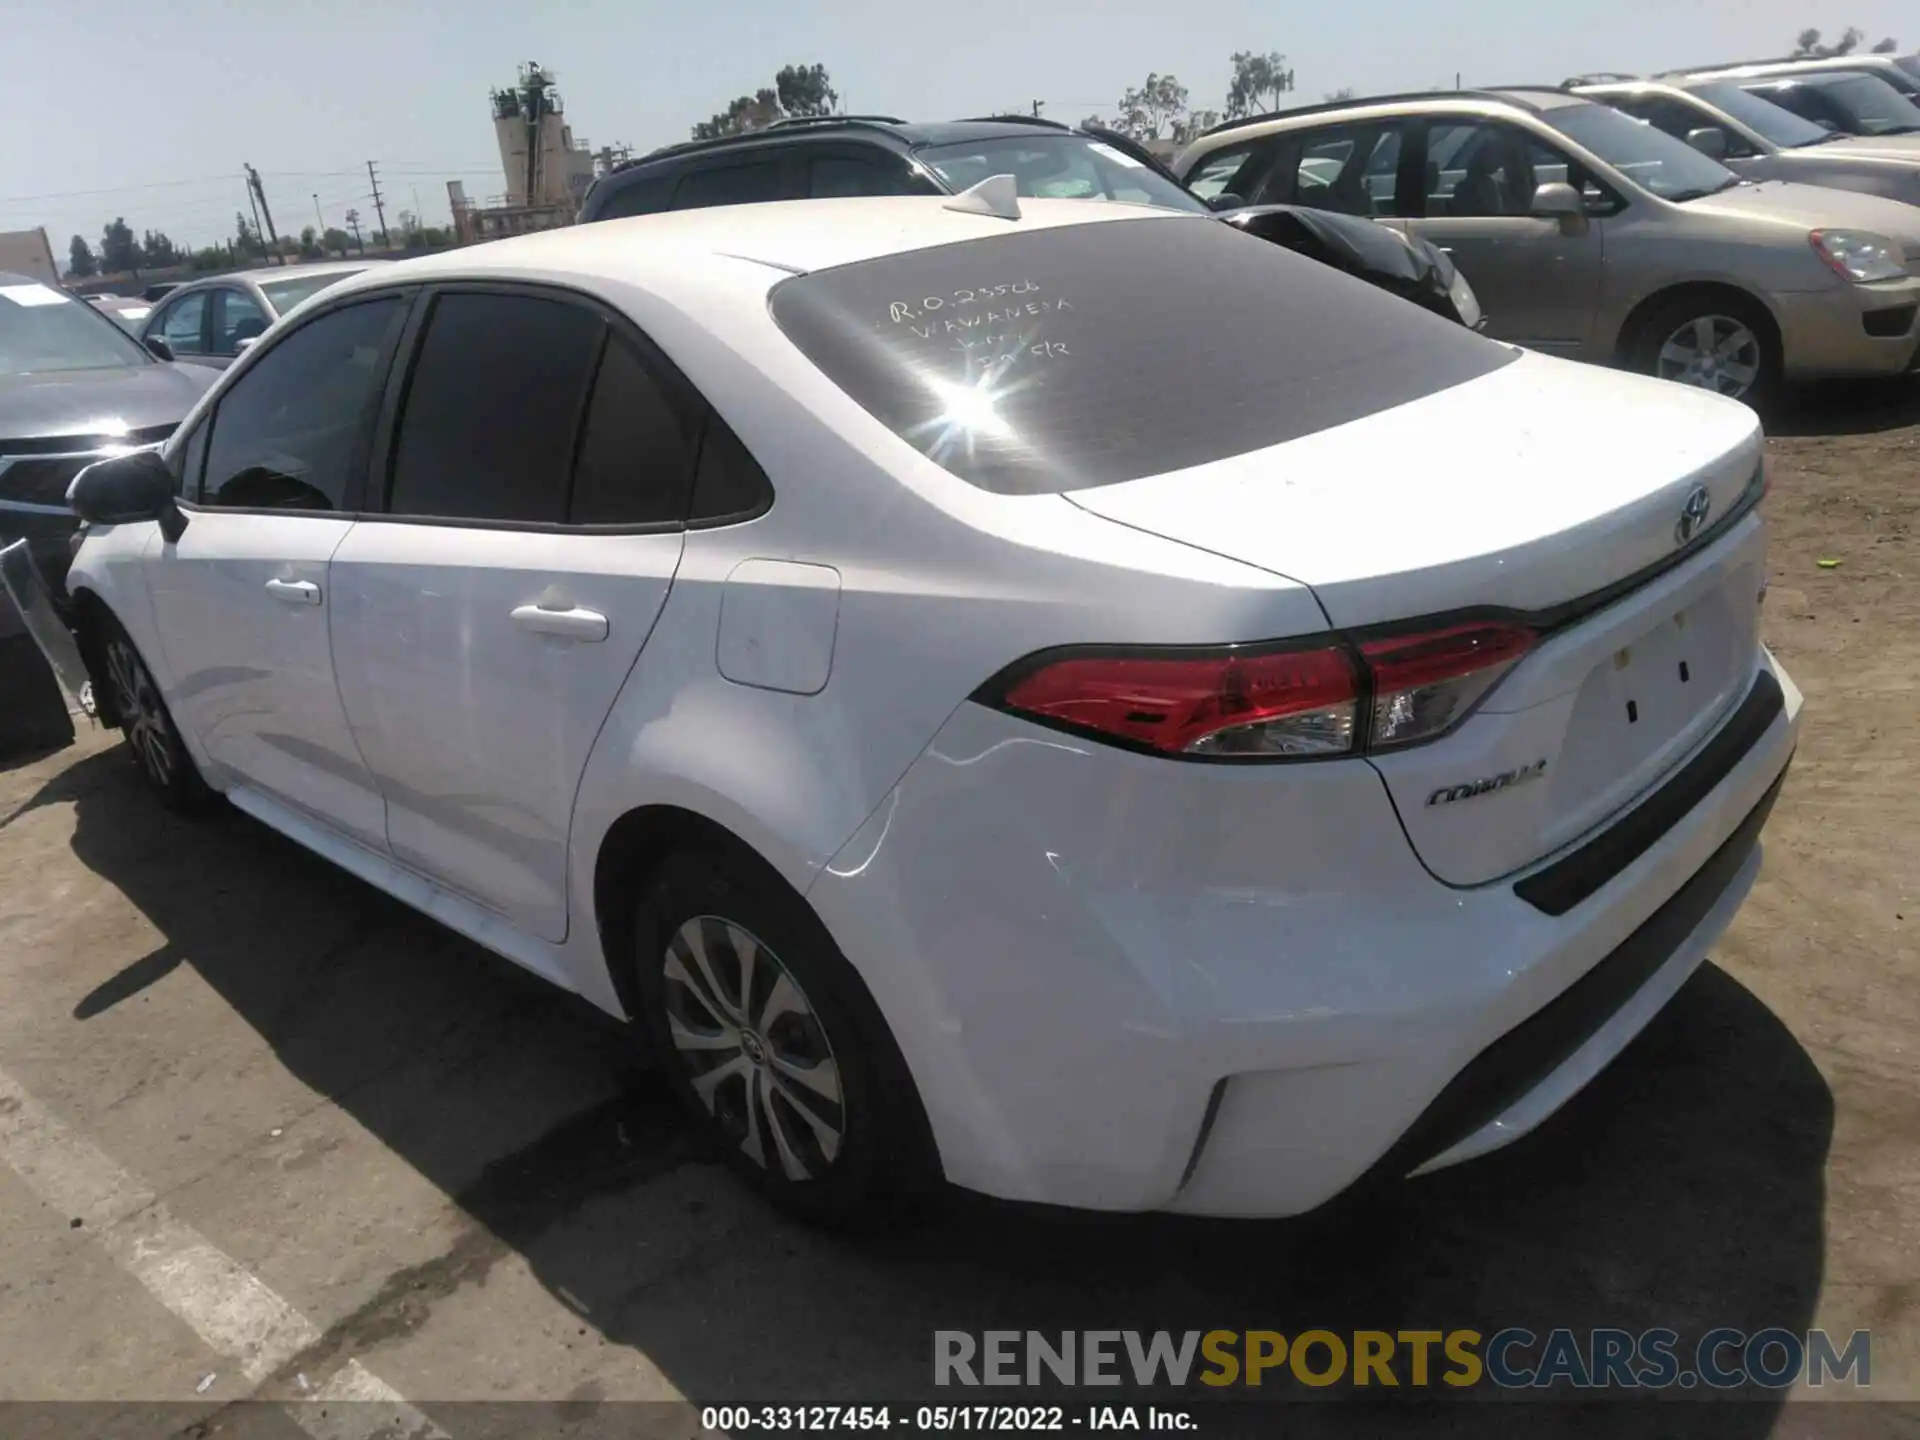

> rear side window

[
  {"left": 570, "top": 337, "right": 700, "bottom": 525},
  {"left": 592, "top": 173, "right": 674, "bottom": 220},
  {"left": 770, "top": 215, "right": 1516, "bottom": 495},
  {"left": 387, "top": 293, "right": 603, "bottom": 523},
  {"left": 673, "top": 161, "right": 787, "bottom": 209},
  {"left": 809, "top": 155, "right": 908, "bottom": 198}
]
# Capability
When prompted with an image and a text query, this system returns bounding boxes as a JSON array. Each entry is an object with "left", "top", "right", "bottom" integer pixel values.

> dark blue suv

[{"left": 579, "top": 115, "right": 1214, "bottom": 222}]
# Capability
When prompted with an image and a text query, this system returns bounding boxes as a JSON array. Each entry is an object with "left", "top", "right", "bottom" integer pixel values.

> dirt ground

[{"left": 0, "top": 383, "right": 1915, "bottom": 1438}]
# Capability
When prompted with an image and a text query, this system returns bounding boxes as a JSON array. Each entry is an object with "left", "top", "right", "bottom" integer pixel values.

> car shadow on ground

[
  {"left": 37, "top": 746, "right": 1836, "bottom": 1437},
  {"left": 1768, "top": 378, "right": 1920, "bottom": 438}
]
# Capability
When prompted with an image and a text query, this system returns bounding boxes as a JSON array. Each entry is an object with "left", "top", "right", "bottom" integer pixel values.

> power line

[{"left": 0, "top": 173, "right": 247, "bottom": 204}]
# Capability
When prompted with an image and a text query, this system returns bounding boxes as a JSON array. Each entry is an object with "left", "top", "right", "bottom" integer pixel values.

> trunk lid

[{"left": 1066, "top": 352, "right": 1769, "bottom": 886}]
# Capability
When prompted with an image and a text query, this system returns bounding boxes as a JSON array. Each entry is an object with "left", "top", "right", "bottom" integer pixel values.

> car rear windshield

[
  {"left": 0, "top": 281, "right": 149, "bottom": 374},
  {"left": 1685, "top": 81, "right": 1832, "bottom": 147},
  {"left": 768, "top": 214, "right": 1517, "bottom": 495},
  {"left": 260, "top": 270, "right": 364, "bottom": 314},
  {"left": 917, "top": 135, "right": 1209, "bottom": 214}
]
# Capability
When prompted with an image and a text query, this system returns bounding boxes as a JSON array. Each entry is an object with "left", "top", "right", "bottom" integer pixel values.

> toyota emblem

[{"left": 1675, "top": 485, "right": 1713, "bottom": 546}]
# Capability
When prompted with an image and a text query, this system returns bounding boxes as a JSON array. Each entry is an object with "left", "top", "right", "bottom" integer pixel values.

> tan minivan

[{"left": 1173, "top": 87, "right": 1920, "bottom": 402}]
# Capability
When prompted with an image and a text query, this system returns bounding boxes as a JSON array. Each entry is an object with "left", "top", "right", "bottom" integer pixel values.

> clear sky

[{"left": 3, "top": 0, "right": 1910, "bottom": 264}]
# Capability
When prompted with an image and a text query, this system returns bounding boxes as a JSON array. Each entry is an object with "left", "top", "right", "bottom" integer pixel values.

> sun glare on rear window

[{"left": 768, "top": 214, "right": 1516, "bottom": 495}]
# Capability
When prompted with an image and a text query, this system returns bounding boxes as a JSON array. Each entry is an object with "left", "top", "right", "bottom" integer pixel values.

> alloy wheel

[
  {"left": 662, "top": 915, "right": 845, "bottom": 1181},
  {"left": 1656, "top": 314, "right": 1762, "bottom": 399},
  {"left": 105, "top": 637, "right": 173, "bottom": 788}
]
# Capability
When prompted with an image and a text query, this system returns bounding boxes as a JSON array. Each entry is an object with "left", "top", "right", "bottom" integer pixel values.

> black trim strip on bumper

[
  {"left": 1513, "top": 669, "right": 1785, "bottom": 918},
  {"left": 1347, "top": 761, "right": 1790, "bottom": 1198}
]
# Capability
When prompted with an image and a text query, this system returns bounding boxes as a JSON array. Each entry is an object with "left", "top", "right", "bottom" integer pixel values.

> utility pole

[
  {"left": 313, "top": 193, "right": 324, "bottom": 231},
  {"left": 244, "top": 163, "right": 284, "bottom": 265},
  {"left": 345, "top": 208, "right": 364, "bottom": 253},
  {"left": 244, "top": 183, "right": 264, "bottom": 262},
  {"left": 367, "top": 161, "right": 391, "bottom": 249},
  {"left": 1031, "top": 99, "right": 1043, "bottom": 118}
]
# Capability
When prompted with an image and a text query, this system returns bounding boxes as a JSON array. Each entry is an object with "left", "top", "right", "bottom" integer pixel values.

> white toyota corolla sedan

[{"left": 52, "top": 189, "right": 1801, "bottom": 1224}]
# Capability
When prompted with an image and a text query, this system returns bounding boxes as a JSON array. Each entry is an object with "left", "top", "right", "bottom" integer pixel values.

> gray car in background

[
  {"left": 1689, "top": 69, "right": 1920, "bottom": 143},
  {"left": 137, "top": 260, "right": 382, "bottom": 370},
  {"left": 1173, "top": 87, "right": 1920, "bottom": 403},
  {"left": 0, "top": 271, "right": 213, "bottom": 750},
  {"left": 1574, "top": 77, "right": 1920, "bottom": 205}
]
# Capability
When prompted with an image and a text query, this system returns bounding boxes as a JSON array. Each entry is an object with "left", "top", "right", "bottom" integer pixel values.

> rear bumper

[
  {"left": 1773, "top": 276, "right": 1920, "bottom": 379},
  {"left": 809, "top": 647, "right": 1802, "bottom": 1217}
]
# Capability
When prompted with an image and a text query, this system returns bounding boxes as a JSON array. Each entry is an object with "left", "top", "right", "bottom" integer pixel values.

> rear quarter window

[{"left": 769, "top": 214, "right": 1517, "bottom": 495}]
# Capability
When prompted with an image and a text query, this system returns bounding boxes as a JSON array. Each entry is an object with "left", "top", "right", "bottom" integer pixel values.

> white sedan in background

[{"left": 52, "top": 191, "right": 1799, "bottom": 1223}]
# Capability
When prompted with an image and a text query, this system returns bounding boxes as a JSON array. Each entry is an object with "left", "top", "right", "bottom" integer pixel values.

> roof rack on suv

[
  {"left": 1198, "top": 88, "right": 1541, "bottom": 139},
  {"left": 613, "top": 114, "right": 913, "bottom": 173},
  {"left": 952, "top": 114, "right": 1074, "bottom": 130},
  {"left": 1657, "top": 55, "right": 1810, "bottom": 77},
  {"left": 761, "top": 113, "right": 907, "bottom": 130}
]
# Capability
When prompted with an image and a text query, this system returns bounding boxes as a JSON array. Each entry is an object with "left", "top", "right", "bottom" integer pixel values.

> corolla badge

[
  {"left": 1426, "top": 758, "right": 1548, "bottom": 807},
  {"left": 1674, "top": 484, "right": 1713, "bottom": 546}
]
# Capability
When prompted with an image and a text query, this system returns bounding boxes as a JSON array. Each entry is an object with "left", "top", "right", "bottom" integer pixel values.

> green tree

[
  {"left": 690, "top": 62, "right": 838, "bottom": 140},
  {"left": 775, "top": 63, "right": 838, "bottom": 117},
  {"left": 1173, "top": 108, "right": 1221, "bottom": 144},
  {"left": 1872, "top": 35, "right": 1899, "bottom": 52},
  {"left": 141, "top": 231, "right": 181, "bottom": 268},
  {"left": 189, "top": 247, "right": 226, "bottom": 273},
  {"left": 1793, "top": 26, "right": 1868, "bottom": 56},
  {"left": 234, "top": 212, "right": 266, "bottom": 260},
  {"left": 99, "top": 217, "right": 141, "bottom": 277},
  {"left": 1114, "top": 73, "right": 1191, "bottom": 141},
  {"left": 1324, "top": 86, "right": 1356, "bottom": 101},
  {"left": 297, "top": 225, "right": 323, "bottom": 260},
  {"left": 67, "top": 235, "right": 97, "bottom": 278},
  {"left": 322, "top": 227, "right": 352, "bottom": 257},
  {"left": 1226, "top": 50, "right": 1295, "bottom": 119}
]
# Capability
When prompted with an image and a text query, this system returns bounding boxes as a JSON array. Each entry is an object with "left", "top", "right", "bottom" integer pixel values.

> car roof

[
  {"left": 614, "top": 115, "right": 1081, "bottom": 173},
  {"left": 1736, "top": 69, "right": 1881, "bottom": 90},
  {"left": 322, "top": 196, "right": 1171, "bottom": 303},
  {"left": 164, "top": 260, "right": 380, "bottom": 293},
  {"left": 1669, "top": 56, "right": 1910, "bottom": 83},
  {"left": 1186, "top": 88, "right": 1598, "bottom": 152}
]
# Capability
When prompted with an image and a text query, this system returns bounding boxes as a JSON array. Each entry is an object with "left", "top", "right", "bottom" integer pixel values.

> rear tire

[
  {"left": 631, "top": 846, "right": 935, "bottom": 1227},
  {"left": 1628, "top": 292, "right": 1781, "bottom": 409},
  {"left": 97, "top": 616, "right": 218, "bottom": 813}
]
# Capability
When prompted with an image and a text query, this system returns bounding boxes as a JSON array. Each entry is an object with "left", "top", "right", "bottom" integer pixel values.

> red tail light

[
  {"left": 987, "top": 620, "right": 1534, "bottom": 760},
  {"left": 998, "top": 647, "right": 1358, "bottom": 757}
]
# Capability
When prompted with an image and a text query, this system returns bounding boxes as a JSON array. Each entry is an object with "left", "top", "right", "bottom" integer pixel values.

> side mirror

[
  {"left": 1685, "top": 125, "right": 1729, "bottom": 160},
  {"left": 143, "top": 334, "right": 175, "bottom": 362},
  {"left": 1207, "top": 192, "right": 1248, "bottom": 211},
  {"left": 1529, "top": 180, "right": 1589, "bottom": 233},
  {"left": 68, "top": 450, "right": 188, "bottom": 542}
]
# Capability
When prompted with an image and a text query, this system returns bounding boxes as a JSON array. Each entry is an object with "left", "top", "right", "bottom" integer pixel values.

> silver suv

[
  {"left": 1172, "top": 87, "right": 1920, "bottom": 401},
  {"left": 1574, "top": 77, "right": 1920, "bottom": 205}
]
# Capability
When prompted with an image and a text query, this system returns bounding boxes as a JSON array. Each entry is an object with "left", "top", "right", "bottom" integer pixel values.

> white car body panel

[
  {"left": 327, "top": 522, "right": 684, "bottom": 942},
  {"left": 61, "top": 197, "right": 1803, "bottom": 1216},
  {"left": 1065, "top": 351, "right": 1763, "bottom": 623},
  {"left": 145, "top": 511, "right": 387, "bottom": 849}
]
